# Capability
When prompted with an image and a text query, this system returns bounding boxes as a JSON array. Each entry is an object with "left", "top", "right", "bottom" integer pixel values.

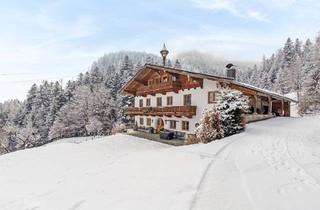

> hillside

[
  {"left": 2, "top": 31, "right": 320, "bottom": 155},
  {"left": 1, "top": 116, "right": 320, "bottom": 210},
  {"left": 0, "top": 51, "right": 252, "bottom": 155}
]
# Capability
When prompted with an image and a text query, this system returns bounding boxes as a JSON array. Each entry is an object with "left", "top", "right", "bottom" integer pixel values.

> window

[
  {"left": 139, "top": 99, "right": 143, "bottom": 107},
  {"left": 167, "top": 96, "right": 173, "bottom": 106},
  {"left": 157, "top": 97, "right": 162, "bottom": 106},
  {"left": 183, "top": 94, "right": 192, "bottom": 106},
  {"left": 187, "top": 75, "right": 191, "bottom": 82},
  {"left": 146, "top": 118, "right": 152, "bottom": 126},
  {"left": 181, "top": 121, "right": 189, "bottom": 131},
  {"left": 146, "top": 98, "right": 151, "bottom": 107},
  {"left": 139, "top": 118, "right": 144, "bottom": 125},
  {"left": 162, "top": 76, "right": 168, "bottom": 83},
  {"left": 169, "top": 120, "right": 176, "bottom": 129},
  {"left": 208, "top": 91, "right": 216, "bottom": 104}
]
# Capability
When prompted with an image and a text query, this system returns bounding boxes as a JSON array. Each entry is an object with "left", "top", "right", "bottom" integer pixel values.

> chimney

[{"left": 226, "top": 63, "right": 236, "bottom": 80}]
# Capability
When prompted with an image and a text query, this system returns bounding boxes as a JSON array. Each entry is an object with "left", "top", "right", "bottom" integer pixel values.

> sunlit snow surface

[{"left": 1, "top": 116, "right": 320, "bottom": 210}]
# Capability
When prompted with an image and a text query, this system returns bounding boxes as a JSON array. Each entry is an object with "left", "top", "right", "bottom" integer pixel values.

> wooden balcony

[
  {"left": 126, "top": 106, "right": 197, "bottom": 118},
  {"left": 136, "top": 81, "right": 181, "bottom": 96}
]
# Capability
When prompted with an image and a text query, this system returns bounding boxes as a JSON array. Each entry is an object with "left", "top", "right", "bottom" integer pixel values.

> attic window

[{"left": 162, "top": 76, "right": 168, "bottom": 83}]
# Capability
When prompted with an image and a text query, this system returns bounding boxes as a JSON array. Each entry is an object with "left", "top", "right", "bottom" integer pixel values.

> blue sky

[{"left": 1, "top": 0, "right": 320, "bottom": 101}]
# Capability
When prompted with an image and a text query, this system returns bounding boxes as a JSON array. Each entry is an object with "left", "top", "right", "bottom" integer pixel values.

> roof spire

[
  {"left": 162, "top": 43, "right": 167, "bottom": 51},
  {"left": 160, "top": 43, "right": 169, "bottom": 66}
]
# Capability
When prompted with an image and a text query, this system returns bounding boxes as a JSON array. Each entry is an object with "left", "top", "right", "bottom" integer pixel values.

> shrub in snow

[
  {"left": 185, "top": 134, "right": 201, "bottom": 145},
  {"left": 195, "top": 106, "right": 223, "bottom": 143},
  {"left": 0, "top": 122, "right": 40, "bottom": 154},
  {"left": 217, "top": 89, "right": 249, "bottom": 137}
]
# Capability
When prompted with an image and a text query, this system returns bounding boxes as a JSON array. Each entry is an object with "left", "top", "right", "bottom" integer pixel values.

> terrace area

[{"left": 125, "top": 129, "right": 185, "bottom": 146}]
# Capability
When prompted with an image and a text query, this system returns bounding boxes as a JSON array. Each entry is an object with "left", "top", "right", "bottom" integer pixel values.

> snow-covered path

[
  {"left": 0, "top": 117, "right": 320, "bottom": 210},
  {"left": 189, "top": 117, "right": 320, "bottom": 210}
]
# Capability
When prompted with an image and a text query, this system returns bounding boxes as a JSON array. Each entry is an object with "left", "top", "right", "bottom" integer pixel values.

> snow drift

[{"left": 0, "top": 116, "right": 320, "bottom": 210}]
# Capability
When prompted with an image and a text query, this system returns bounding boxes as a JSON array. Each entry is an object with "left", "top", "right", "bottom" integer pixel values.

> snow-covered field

[{"left": 0, "top": 116, "right": 320, "bottom": 210}]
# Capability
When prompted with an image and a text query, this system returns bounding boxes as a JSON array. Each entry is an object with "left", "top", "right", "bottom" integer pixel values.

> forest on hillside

[{"left": 1, "top": 34, "right": 320, "bottom": 154}]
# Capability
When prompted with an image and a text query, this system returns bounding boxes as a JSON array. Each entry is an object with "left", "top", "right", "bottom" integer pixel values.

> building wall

[{"left": 134, "top": 79, "right": 220, "bottom": 135}]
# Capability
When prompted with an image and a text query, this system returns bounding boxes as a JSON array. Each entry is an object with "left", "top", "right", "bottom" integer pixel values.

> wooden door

[{"left": 156, "top": 118, "right": 164, "bottom": 133}]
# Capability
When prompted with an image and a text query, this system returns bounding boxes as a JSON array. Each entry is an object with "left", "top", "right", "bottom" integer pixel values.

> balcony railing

[
  {"left": 126, "top": 106, "right": 197, "bottom": 118},
  {"left": 136, "top": 81, "right": 181, "bottom": 96}
]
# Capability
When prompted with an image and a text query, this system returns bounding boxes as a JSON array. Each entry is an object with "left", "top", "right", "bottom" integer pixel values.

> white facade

[{"left": 134, "top": 79, "right": 220, "bottom": 135}]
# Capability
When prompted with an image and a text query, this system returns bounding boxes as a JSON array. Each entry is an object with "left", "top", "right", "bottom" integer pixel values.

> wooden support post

[
  {"left": 254, "top": 94, "right": 258, "bottom": 114},
  {"left": 268, "top": 96, "right": 272, "bottom": 115},
  {"left": 281, "top": 100, "right": 284, "bottom": 116}
]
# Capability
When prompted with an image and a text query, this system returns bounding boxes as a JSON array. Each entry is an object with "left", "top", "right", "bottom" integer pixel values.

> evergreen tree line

[
  {"left": 237, "top": 34, "right": 320, "bottom": 113},
  {"left": 1, "top": 35, "right": 320, "bottom": 154},
  {"left": 0, "top": 52, "right": 168, "bottom": 154}
]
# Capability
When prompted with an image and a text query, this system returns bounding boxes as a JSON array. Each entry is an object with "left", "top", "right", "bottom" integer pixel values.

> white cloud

[
  {"left": 246, "top": 11, "right": 270, "bottom": 22},
  {"left": 190, "top": 0, "right": 271, "bottom": 22},
  {"left": 256, "top": 0, "right": 296, "bottom": 8},
  {"left": 191, "top": 0, "right": 241, "bottom": 16}
]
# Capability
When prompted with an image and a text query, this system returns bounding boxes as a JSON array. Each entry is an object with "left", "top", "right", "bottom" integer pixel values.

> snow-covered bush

[
  {"left": 195, "top": 106, "right": 223, "bottom": 143},
  {"left": 217, "top": 89, "right": 249, "bottom": 137}
]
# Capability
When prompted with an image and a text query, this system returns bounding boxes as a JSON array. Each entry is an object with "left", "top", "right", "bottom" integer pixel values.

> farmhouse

[{"left": 121, "top": 46, "right": 296, "bottom": 140}]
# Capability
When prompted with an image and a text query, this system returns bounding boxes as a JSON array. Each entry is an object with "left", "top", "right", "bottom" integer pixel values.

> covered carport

[{"left": 228, "top": 82, "right": 296, "bottom": 121}]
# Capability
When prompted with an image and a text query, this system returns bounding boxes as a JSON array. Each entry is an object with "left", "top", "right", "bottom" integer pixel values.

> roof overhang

[
  {"left": 120, "top": 64, "right": 297, "bottom": 103},
  {"left": 120, "top": 64, "right": 233, "bottom": 95}
]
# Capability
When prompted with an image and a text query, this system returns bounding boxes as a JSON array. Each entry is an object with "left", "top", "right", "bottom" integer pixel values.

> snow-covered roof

[
  {"left": 231, "top": 81, "right": 297, "bottom": 102},
  {"left": 122, "top": 64, "right": 297, "bottom": 102}
]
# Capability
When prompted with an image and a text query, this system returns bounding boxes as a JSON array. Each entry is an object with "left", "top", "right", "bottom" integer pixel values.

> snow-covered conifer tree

[
  {"left": 303, "top": 34, "right": 320, "bottom": 112},
  {"left": 217, "top": 89, "right": 249, "bottom": 136},
  {"left": 174, "top": 59, "right": 182, "bottom": 69}
]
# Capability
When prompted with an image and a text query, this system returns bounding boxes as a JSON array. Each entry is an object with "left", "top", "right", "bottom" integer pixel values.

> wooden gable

[{"left": 122, "top": 66, "right": 203, "bottom": 96}]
